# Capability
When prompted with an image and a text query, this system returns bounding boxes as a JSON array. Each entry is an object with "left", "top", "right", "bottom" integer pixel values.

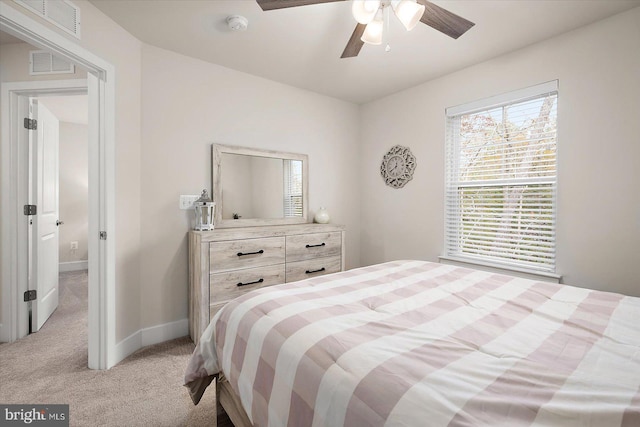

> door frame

[{"left": 1, "top": 6, "right": 116, "bottom": 369}]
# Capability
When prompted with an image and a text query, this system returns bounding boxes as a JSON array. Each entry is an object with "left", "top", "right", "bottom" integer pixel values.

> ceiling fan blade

[
  {"left": 417, "top": 0, "right": 475, "bottom": 39},
  {"left": 256, "top": 0, "right": 346, "bottom": 11},
  {"left": 341, "top": 23, "right": 366, "bottom": 58}
]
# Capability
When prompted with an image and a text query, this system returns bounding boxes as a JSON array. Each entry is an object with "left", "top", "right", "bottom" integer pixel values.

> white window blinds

[
  {"left": 283, "top": 159, "right": 303, "bottom": 217},
  {"left": 444, "top": 81, "right": 558, "bottom": 273}
]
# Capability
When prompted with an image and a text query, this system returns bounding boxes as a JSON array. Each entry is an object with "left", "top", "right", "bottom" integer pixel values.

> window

[
  {"left": 283, "top": 159, "right": 303, "bottom": 217},
  {"left": 444, "top": 81, "right": 558, "bottom": 274}
]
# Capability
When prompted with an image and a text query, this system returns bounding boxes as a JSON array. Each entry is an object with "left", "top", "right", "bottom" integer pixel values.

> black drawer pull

[
  {"left": 237, "top": 249, "right": 264, "bottom": 257},
  {"left": 305, "top": 243, "right": 326, "bottom": 248},
  {"left": 305, "top": 267, "right": 326, "bottom": 274},
  {"left": 237, "top": 278, "right": 264, "bottom": 287}
]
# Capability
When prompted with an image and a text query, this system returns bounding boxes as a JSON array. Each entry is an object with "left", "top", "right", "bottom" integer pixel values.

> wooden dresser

[{"left": 189, "top": 223, "right": 345, "bottom": 344}]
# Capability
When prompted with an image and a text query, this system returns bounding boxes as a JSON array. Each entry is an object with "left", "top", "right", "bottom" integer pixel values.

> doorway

[
  {"left": 39, "top": 95, "right": 90, "bottom": 273},
  {"left": 3, "top": 82, "right": 88, "bottom": 343},
  {"left": 30, "top": 94, "right": 89, "bottom": 335},
  {"left": 1, "top": 6, "right": 116, "bottom": 369}
]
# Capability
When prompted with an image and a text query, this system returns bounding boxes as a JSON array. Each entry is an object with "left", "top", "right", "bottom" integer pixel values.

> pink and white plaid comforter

[{"left": 185, "top": 260, "right": 640, "bottom": 426}]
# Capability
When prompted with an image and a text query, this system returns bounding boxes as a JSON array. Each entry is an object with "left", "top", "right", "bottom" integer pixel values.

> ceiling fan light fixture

[
  {"left": 254, "top": 0, "right": 475, "bottom": 59},
  {"left": 352, "top": 0, "right": 381, "bottom": 25},
  {"left": 393, "top": 0, "right": 425, "bottom": 31},
  {"left": 361, "top": 14, "right": 384, "bottom": 45}
]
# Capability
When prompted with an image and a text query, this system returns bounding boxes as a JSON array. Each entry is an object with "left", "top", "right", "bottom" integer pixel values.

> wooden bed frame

[{"left": 216, "top": 373, "right": 253, "bottom": 427}]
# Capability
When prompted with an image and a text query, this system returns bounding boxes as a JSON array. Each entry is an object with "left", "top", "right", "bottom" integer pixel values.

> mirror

[{"left": 212, "top": 144, "right": 308, "bottom": 228}]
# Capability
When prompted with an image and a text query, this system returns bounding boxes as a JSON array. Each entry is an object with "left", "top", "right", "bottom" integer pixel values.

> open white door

[{"left": 31, "top": 100, "right": 60, "bottom": 332}]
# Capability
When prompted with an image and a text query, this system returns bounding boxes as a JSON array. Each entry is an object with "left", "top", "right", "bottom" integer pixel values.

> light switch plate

[{"left": 179, "top": 195, "right": 200, "bottom": 210}]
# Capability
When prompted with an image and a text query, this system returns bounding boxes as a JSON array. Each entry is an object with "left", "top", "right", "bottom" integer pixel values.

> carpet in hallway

[{"left": 0, "top": 270, "right": 230, "bottom": 426}]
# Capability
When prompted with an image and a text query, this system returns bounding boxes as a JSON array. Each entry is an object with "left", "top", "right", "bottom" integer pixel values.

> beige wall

[
  {"left": 359, "top": 7, "right": 640, "bottom": 297},
  {"left": 220, "top": 153, "right": 254, "bottom": 219},
  {"left": 140, "top": 44, "right": 361, "bottom": 329},
  {"left": 75, "top": 0, "right": 143, "bottom": 343},
  {"left": 57, "top": 122, "right": 88, "bottom": 263},
  {"left": 0, "top": 41, "right": 87, "bottom": 82},
  {"left": 221, "top": 155, "right": 285, "bottom": 220},
  {"left": 250, "top": 157, "right": 285, "bottom": 219},
  {"left": 1, "top": 0, "right": 143, "bottom": 342}
]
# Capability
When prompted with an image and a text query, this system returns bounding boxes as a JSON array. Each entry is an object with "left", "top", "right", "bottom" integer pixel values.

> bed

[{"left": 184, "top": 260, "right": 640, "bottom": 426}]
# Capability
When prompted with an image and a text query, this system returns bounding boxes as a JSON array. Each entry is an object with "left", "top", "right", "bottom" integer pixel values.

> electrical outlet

[
  {"left": 70, "top": 241, "right": 78, "bottom": 250},
  {"left": 179, "top": 195, "right": 200, "bottom": 210}
]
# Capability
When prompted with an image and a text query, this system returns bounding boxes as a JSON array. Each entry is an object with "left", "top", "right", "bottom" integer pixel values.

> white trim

[
  {"left": 113, "top": 328, "right": 142, "bottom": 365},
  {"left": 444, "top": 82, "right": 559, "bottom": 275},
  {"left": 113, "top": 319, "right": 189, "bottom": 365},
  {"left": 0, "top": 86, "right": 18, "bottom": 344},
  {"left": 446, "top": 80, "right": 558, "bottom": 116},
  {"left": 0, "top": 5, "right": 116, "bottom": 369},
  {"left": 141, "top": 318, "right": 189, "bottom": 347},
  {"left": 1, "top": 4, "right": 104, "bottom": 79},
  {"left": 59, "top": 260, "right": 88, "bottom": 272},
  {"left": 1, "top": 80, "right": 87, "bottom": 344},
  {"left": 439, "top": 256, "right": 562, "bottom": 283}
]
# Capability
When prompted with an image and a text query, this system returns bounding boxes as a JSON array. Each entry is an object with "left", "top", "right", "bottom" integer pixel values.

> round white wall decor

[{"left": 380, "top": 145, "right": 416, "bottom": 189}]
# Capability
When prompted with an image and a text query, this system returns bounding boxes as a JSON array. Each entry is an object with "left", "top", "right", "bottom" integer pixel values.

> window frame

[
  {"left": 443, "top": 81, "right": 559, "bottom": 277},
  {"left": 283, "top": 159, "right": 303, "bottom": 218}
]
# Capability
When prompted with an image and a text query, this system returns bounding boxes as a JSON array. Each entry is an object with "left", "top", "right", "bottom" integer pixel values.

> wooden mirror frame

[{"left": 212, "top": 144, "right": 309, "bottom": 228}]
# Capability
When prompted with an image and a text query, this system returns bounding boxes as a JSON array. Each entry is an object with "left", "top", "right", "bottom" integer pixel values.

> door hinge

[
  {"left": 24, "top": 290, "right": 37, "bottom": 302},
  {"left": 23, "top": 118, "right": 37, "bottom": 130},
  {"left": 23, "top": 204, "right": 37, "bottom": 215},
  {"left": 99, "top": 231, "right": 107, "bottom": 240}
]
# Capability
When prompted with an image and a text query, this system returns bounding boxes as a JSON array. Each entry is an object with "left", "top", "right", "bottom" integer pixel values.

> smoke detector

[{"left": 227, "top": 15, "right": 248, "bottom": 31}]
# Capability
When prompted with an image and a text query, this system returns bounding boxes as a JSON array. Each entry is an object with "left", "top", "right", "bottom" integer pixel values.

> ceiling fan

[{"left": 256, "top": 0, "right": 475, "bottom": 58}]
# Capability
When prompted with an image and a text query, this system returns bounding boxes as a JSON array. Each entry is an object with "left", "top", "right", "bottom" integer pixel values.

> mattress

[{"left": 185, "top": 260, "right": 640, "bottom": 426}]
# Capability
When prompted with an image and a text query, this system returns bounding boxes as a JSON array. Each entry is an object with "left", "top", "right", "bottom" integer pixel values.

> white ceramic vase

[{"left": 314, "top": 207, "right": 330, "bottom": 224}]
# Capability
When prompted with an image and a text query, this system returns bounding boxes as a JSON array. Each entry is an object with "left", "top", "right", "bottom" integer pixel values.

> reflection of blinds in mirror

[{"left": 283, "top": 160, "right": 303, "bottom": 217}]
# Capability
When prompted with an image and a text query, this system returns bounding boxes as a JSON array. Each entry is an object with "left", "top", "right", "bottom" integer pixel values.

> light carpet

[{"left": 0, "top": 270, "right": 228, "bottom": 426}]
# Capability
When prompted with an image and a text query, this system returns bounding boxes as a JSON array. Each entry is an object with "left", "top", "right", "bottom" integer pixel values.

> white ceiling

[{"left": 90, "top": 0, "right": 639, "bottom": 104}]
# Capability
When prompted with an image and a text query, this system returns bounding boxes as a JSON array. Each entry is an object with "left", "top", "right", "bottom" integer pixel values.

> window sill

[{"left": 438, "top": 256, "right": 562, "bottom": 284}]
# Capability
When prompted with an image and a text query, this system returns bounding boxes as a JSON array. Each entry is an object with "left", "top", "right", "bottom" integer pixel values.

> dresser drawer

[
  {"left": 285, "top": 256, "right": 341, "bottom": 283},
  {"left": 286, "top": 232, "right": 342, "bottom": 262},
  {"left": 210, "top": 237, "right": 285, "bottom": 273},
  {"left": 210, "top": 263, "right": 285, "bottom": 304},
  {"left": 190, "top": 225, "right": 345, "bottom": 345}
]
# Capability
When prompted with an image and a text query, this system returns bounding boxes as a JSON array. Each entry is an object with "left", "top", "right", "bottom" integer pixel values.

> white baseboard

[
  {"left": 113, "top": 328, "right": 141, "bottom": 366},
  {"left": 112, "top": 318, "right": 189, "bottom": 366},
  {"left": 59, "top": 260, "right": 88, "bottom": 272},
  {"left": 141, "top": 318, "right": 189, "bottom": 347}
]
